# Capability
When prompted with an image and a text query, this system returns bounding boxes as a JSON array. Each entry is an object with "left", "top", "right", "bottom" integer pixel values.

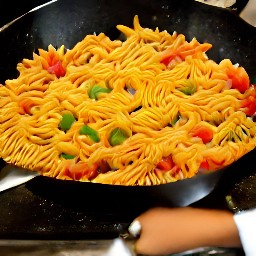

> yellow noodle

[{"left": 0, "top": 15, "right": 256, "bottom": 185}]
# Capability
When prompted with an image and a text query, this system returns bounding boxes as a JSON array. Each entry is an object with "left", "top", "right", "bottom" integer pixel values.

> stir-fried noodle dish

[{"left": 0, "top": 16, "right": 256, "bottom": 185}]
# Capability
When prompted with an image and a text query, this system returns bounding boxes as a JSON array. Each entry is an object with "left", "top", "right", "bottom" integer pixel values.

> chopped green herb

[
  {"left": 88, "top": 85, "right": 112, "bottom": 100},
  {"left": 170, "top": 113, "right": 180, "bottom": 126},
  {"left": 61, "top": 153, "right": 75, "bottom": 159},
  {"left": 79, "top": 125, "right": 100, "bottom": 142},
  {"left": 179, "top": 83, "right": 196, "bottom": 95},
  {"left": 59, "top": 113, "right": 76, "bottom": 131},
  {"left": 109, "top": 128, "right": 129, "bottom": 146}
]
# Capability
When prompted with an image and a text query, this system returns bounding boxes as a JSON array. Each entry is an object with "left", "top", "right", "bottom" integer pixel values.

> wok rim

[{"left": 0, "top": 0, "right": 255, "bottom": 208}]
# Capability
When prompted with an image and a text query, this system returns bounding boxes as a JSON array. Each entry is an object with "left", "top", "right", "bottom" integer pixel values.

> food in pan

[{"left": 0, "top": 15, "right": 256, "bottom": 186}]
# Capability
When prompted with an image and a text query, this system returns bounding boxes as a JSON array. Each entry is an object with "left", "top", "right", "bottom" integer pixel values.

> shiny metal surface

[
  {"left": 0, "top": 0, "right": 58, "bottom": 32},
  {"left": 0, "top": 239, "right": 243, "bottom": 255},
  {"left": 0, "top": 239, "right": 131, "bottom": 256},
  {"left": 0, "top": 165, "right": 38, "bottom": 193}
]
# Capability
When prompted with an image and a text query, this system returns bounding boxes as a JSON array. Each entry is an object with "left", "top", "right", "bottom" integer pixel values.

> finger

[{"left": 128, "top": 219, "right": 141, "bottom": 239}]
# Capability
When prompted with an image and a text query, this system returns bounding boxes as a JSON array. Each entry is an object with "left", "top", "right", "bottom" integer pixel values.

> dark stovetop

[
  {"left": 0, "top": 180, "right": 129, "bottom": 240},
  {"left": 0, "top": 160, "right": 255, "bottom": 241},
  {"left": 0, "top": 171, "right": 250, "bottom": 256}
]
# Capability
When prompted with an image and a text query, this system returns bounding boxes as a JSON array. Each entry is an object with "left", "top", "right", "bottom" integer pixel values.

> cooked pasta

[{"left": 0, "top": 15, "right": 256, "bottom": 185}]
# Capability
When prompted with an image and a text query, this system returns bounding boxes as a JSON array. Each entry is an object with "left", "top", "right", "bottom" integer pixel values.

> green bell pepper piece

[
  {"left": 88, "top": 85, "right": 112, "bottom": 100},
  {"left": 61, "top": 153, "right": 75, "bottom": 159},
  {"left": 59, "top": 113, "right": 76, "bottom": 131},
  {"left": 179, "top": 83, "right": 196, "bottom": 95},
  {"left": 109, "top": 128, "right": 128, "bottom": 146},
  {"left": 79, "top": 125, "right": 100, "bottom": 143}
]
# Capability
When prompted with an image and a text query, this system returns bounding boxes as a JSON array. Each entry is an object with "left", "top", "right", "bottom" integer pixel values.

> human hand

[{"left": 129, "top": 207, "right": 241, "bottom": 255}]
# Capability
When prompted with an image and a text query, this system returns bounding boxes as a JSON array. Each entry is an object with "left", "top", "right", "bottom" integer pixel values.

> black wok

[{"left": 0, "top": 0, "right": 256, "bottom": 217}]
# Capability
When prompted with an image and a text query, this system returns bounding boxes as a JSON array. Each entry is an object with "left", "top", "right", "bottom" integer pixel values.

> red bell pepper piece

[
  {"left": 161, "top": 41, "right": 212, "bottom": 66},
  {"left": 226, "top": 65, "right": 250, "bottom": 93},
  {"left": 155, "top": 160, "right": 181, "bottom": 181},
  {"left": 199, "top": 158, "right": 225, "bottom": 172},
  {"left": 97, "top": 160, "right": 111, "bottom": 174},
  {"left": 47, "top": 60, "right": 66, "bottom": 78},
  {"left": 42, "top": 48, "right": 66, "bottom": 78},
  {"left": 199, "top": 160, "right": 210, "bottom": 170},
  {"left": 190, "top": 125, "right": 213, "bottom": 144},
  {"left": 156, "top": 155, "right": 181, "bottom": 176},
  {"left": 19, "top": 98, "right": 36, "bottom": 115},
  {"left": 156, "top": 156, "right": 174, "bottom": 171},
  {"left": 67, "top": 162, "right": 98, "bottom": 180},
  {"left": 241, "top": 95, "right": 256, "bottom": 116}
]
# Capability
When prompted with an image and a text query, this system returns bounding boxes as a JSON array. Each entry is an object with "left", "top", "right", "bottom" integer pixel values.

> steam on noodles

[{"left": 0, "top": 15, "right": 256, "bottom": 185}]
